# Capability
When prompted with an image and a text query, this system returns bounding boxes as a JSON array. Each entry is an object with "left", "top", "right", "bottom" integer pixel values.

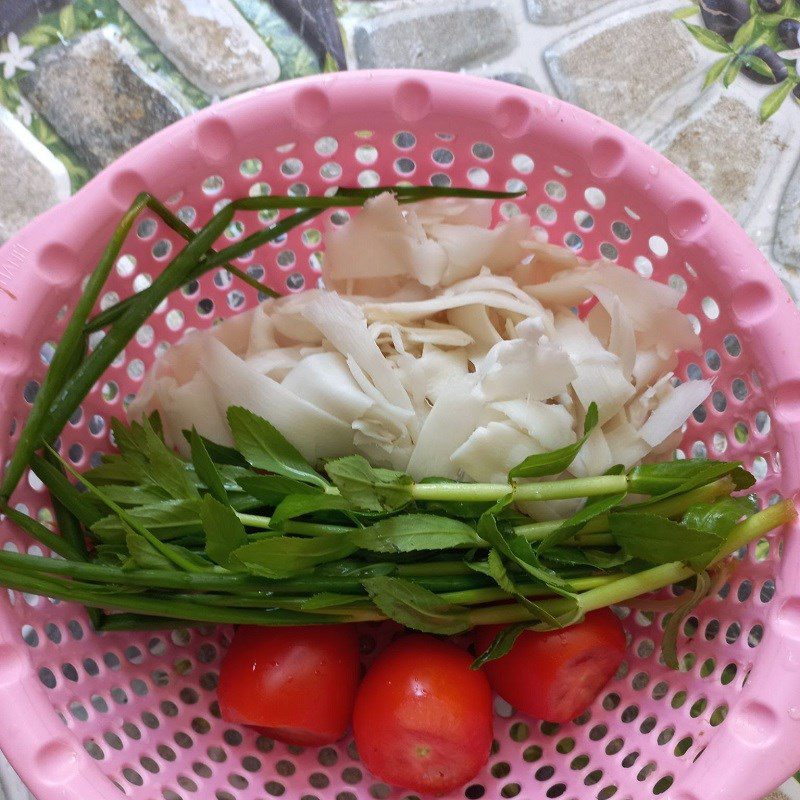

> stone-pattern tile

[
  {"left": 544, "top": 0, "right": 703, "bottom": 133},
  {"left": 492, "top": 71, "right": 541, "bottom": 91},
  {"left": 649, "top": 88, "right": 790, "bottom": 224},
  {"left": 117, "top": 0, "right": 280, "bottom": 98},
  {"left": 0, "top": 0, "right": 71, "bottom": 37},
  {"left": 774, "top": 157, "right": 800, "bottom": 269},
  {"left": 526, "top": 0, "right": 612, "bottom": 25},
  {"left": 352, "top": 0, "right": 517, "bottom": 71},
  {"left": 19, "top": 26, "right": 191, "bottom": 172},
  {"left": 0, "top": 105, "right": 69, "bottom": 244},
  {"left": 0, "top": 751, "right": 33, "bottom": 800}
]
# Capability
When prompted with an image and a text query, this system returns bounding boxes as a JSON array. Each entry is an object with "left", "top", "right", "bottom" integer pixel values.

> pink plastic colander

[{"left": 1, "top": 70, "right": 799, "bottom": 800}]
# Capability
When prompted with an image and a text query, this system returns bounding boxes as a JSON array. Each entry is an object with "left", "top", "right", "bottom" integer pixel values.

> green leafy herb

[
  {"left": 189, "top": 428, "right": 228, "bottom": 503},
  {"left": 230, "top": 535, "right": 356, "bottom": 578},
  {"left": 181, "top": 430, "right": 248, "bottom": 467},
  {"left": 90, "top": 496, "right": 259, "bottom": 541},
  {"left": 682, "top": 495, "right": 759, "bottom": 538},
  {"left": 477, "top": 505, "right": 572, "bottom": 595},
  {"left": 509, "top": 403, "right": 598, "bottom": 479},
  {"left": 471, "top": 622, "right": 531, "bottom": 668},
  {"left": 235, "top": 474, "right": 322, "bottom": 506},
  {"left": 111, "top": 417, "right": 199, "bottom": 500},
  {"left": 626, "top": 459, "right": 752, "bottom": 499},
  {"left": 227, "top": 406, "right": 328, "bottom": 488},
  {"left": 270, "top": 494, "right": 355, "bottom": 527},
  {"left": 325, "top": 455, "right": 414, "bottom": 512},
  {"left": 300, "top": 593, "right": 364, "bottom": 610},
  {"left": 363, "top": 576, "right": 470, "bottom": 634},
  {"left": 610, "top": 513, "right": 723, "bottom": 569},
  {"left": 539, "top": 485, "right": 627, "bottom": 552},
  {"left": 661, "top": 571, "right": 713, "bottom": 669},
  {"left": 542, "top": 546, "right": 631, "bottom": 570},
  {"left": 348, "top": 515, "right": 481, "bottom": 553},
  {"left": 200, "top": 495, "right": 247, "bottom": 567}
]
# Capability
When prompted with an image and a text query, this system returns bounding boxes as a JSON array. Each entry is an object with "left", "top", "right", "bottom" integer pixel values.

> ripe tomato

[
  {"left": 353, "top": 634, "right": 493, "bottom": 796},
  {"left": 218, "top": 624, "right": 360, "bottom": 745},
  {"left": 475, "top": 609, "right": 626, "bottom": 723}
]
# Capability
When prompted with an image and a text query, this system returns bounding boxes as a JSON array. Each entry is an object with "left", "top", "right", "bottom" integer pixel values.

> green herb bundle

[
  {"left": 0, "top": 186, "right": 793, "bottom": 669},
  {"left": 2, "top": 404, "right": 793, "bottom": 667}
]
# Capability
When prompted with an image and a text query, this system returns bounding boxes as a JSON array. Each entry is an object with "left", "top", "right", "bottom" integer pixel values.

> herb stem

[
  {"left": 512, "top": 477, "right": 734, "bottom": 541},
  {"left": 466, "top": 501, "right": 796, "bottom": 626},
  {"left": 409, "top": 475, "right": 629, "bottom": 503}
]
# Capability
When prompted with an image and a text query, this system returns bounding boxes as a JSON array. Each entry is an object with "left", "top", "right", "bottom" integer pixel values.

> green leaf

[
  {"left": 682, "top": 495, "right": 758, "bottom": 537},
  {"left": 30, "top": 455, "right": 104, "bottom": 527},
  {"left": 111, "top": 417, "right": 198, "bottom": 500},
  {"left": 672, "top": 5, "right": 699, "bottom": 18},
  {"left": 316, "top": 560, "right": 396, "bottom": 579},
  {"left": 661, "top": 572, "right": 713, "bottom": 669},
  {"left": 94, "top": 484, "right": 170, "bottom": 506},
  {"left": 325, "top": 455, "right": 414, "bottom": 512},
  {"left": 539, "top": 489, "right": 627, "bottom": 552},
  {"left": 190, "top": 428, "right": 228, "bottom": 503},
  {"left": 761, "top": 79, "right": 795, "bottom": 122},
  {"left": 609, "top": 513, "right": 723, "bottom": 569},
  {"left": 91, "top": 495, "right": 261, "bottom": 542},
  {"left": 542, "top": 546, "right": 631, "bottom": 570},
  {"left": 509, "top": 403, "right": 598, "bottom": 479},
  {"left": 125, "top": 532, "right": 173, "bottom": 570},
  {"left": 626, "top": 459, "right": 750, "bottom": 499},
  {"left": 300, "top": 592, "right": 363, "bottom": 610},
  {"left": 469, "top": 549, "right": 517, "bottom": 594},
  {"left": 362, "top": 576, "right": 470, "bottom": 634},
  {"left": 468, "top": 549, "right": 572, "bottom": 623},
  {"left": 349, "top": 514, "right": 480, "bottom": 553},
  {"left": 181, "top": 430, "right": 248, "bottom": 467},
  {"left": 477, "top": 507, "right": 572, "bottom": 594},
  {"left": 471, "top": 622, "right": 530, "bottom": 669},
  {"left": 471, "top": 601, "right": 585, "bottom": 668},
  {"left": 703, "top": 56, "right": 732, "bottom": 89},
  {"left": 200, "top": 495, "right": 247, "bottom": 566},
  {"left": 683, "top": 22, "right": 734, "bottom": 53},
  {"left": 732, "top": 14, "right": 758, "bottom": 48},
  {"left": 723, "top": 57, "right": 742, "bottom": 87},
  {"left": 270, "top": 493, "right": 354, "bottom": 527},
  {"left": 236, "top": 474, "right": 322, "bottom": 506},
  {"left": 230, "top": 535, "right": 356, "bottom": 578},
  {"left": 227, "top": 407, "right": 327, "bottom": 488}
]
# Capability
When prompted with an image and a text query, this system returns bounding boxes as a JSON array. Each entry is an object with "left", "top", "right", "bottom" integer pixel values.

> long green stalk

[
  {"left": 466, "top": 500, "right": 796, "bottom": 626},
  {"left": 0, "top": 193, "right": 153, "bottom": 501},
  {"left": 409, "top": 474, "right": 629, "bottom": 503}
]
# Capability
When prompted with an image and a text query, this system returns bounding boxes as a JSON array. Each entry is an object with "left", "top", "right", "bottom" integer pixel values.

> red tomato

[
  {"left": 353, "top": 634, "right": 493, "bottom": 796},
  {"left": 218, "top": 624, "right": 360, "bottom": 745},
  {"left": 475, "top": 609, "right": 626, "bottom": 723}
]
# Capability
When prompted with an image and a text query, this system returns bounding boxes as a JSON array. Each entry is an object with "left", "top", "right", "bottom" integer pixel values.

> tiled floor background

[{"left": 1, "top": 0, "right": 799, "bottom": 797}]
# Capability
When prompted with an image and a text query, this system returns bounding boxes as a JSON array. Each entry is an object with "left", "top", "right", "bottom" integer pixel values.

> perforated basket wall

[{"left": 1, "top": 71, "right": 800, "bottom": 800}]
